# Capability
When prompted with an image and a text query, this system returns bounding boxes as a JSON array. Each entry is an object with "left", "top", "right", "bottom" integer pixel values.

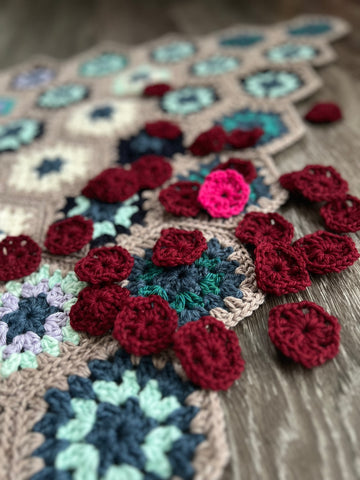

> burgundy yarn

[
  {"left": 268, "top": 301, "right": 341, "bottom": 368},
  {"left": 145, "top": 120, "right": 182, "bottom": 140},
  {"left": 113, "top": 295, "right": 178, "bottom": 355},
  {"left": 82, "top": 168, "right": 139, "bottom": 203},
  {"left": 226, "top": 127, "right": 264, "bottom": 149},
  {"left": 152, "top": 228, "right": 207, "bottom": 267},
  {"left": 279, "top": 172, "right": 299, "bottom": 192},
  {"left": 320, "top": 194, "right": 360, "bottom": 233},
  {"left": 279, "top": 165, "right": 348, "bottom": 202},
  {"left": 173, "top": 316, "right": 245, "bottom": 391},
  {"left": 159, "top": 181, "right": 202, "bottom": 217},
  {"left": 211, "top": 158, "right": 257, "bottom": 183},
  {"left": 294, "top": 230, "right": 359, "bottom": 274},
  {"left": 44, "top": 216, "right": 93, "bottom": 255},
  {"left": 143, "top": 83, "right": 172, "bottom": 97},
  {"left": 131, "top": 155, "right": 172, "bottom": 190},
  {"left": 75, "top": 246, "right": 134, "bottom": 284},
  {"left": 0, "top": 235, "right": 42, "bottom": 282},
  {"left": 295, "top": 165, "right": 348, "bottom": 202},
  {"left": 255, "top": 241, "right": 311, "bottom": 295},
  {"left": 189, "top": 126, "right": 227, "bottom": 156},
  {"left": 235, "top": 212, "right": 294, "bottom": 246},
  {"left": 69, "top": 284, "right": 130, "bottom": 336},
  {"left": 305, "top": 102, "right": 342, "bottom": 124}
]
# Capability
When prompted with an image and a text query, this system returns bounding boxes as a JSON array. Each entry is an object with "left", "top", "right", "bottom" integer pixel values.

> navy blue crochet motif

[
  {"left": 127, "top": 238, "right": 245, "bottom": 326},
  {"left": 178, "top": 157, "right": 272, "bottom": 211},
  {"left": 117, "top": 129, "right": 185, "bottom": 165},
  {"left": 61, "top": 192, "right": 147, "bottom": 248},
  {"left": 31, "top": 350, "right": 204, "bottom": 480}
]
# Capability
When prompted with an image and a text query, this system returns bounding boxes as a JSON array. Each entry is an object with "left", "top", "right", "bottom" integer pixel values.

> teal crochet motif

[
  {"left": 265, "top": 43, "right": 318, "bottom": 63},
  {"left": 151, "top": 42, "right": 196, "bottom": 63},
  {"left": 288, "top": 21, "right": 332, "bottom": 36},
  {"left": 37, "top": 84, "right": 89, "bottom": 108},
  {"left": 0, "top": 118, "right": 43, "bottom": 152},
  {"left": 79, "top": 53, "right": 128, "bottom": 77},
  {"left": 31, "top": 350, "right": 205, "bottom": 480},
  {"left": 242, "top": 70, "right": 303, "bottom": 98},
  {"left": 191, "top": 55, "right": 240, "bottom": 76},
  {"left": 127, "top": 238, "right": 245, "bottom": 326},
  {"left": 161, "top": 86, "right": 217, "bottom": 115}
]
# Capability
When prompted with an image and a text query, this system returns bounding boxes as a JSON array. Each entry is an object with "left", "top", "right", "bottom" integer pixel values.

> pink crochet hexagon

[{"left": 198, "top": 169, "right": 250, "bottom": 218}]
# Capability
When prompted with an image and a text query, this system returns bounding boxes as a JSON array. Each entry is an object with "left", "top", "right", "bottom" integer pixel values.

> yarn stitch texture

[
  {"left": 305, "top": 102, "right": 342, "bottom": 123},
  {"left": 44, "top": 216, "right": 94, "bottom": 255},
  {"left": 268, "top": 301, "right": 341, "bottom": 368},
  {"left": 0, "top": 235, "right": 42, "bottom": 281},
  {"left": 320, "top": 194, "right": 360, "bottom": 233},
  {"left": 235, "top": 212, "right": 294, "bottom": 246}
]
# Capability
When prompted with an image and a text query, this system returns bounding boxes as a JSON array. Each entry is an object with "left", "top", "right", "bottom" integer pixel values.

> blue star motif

[{"left": 35, "top": 157, "right": 64, "bottom": 178}]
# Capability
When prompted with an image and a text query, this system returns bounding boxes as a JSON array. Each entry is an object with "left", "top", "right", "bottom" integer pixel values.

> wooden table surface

[{"left": 1, "top": 1, "right": 359, "bottom": 479}]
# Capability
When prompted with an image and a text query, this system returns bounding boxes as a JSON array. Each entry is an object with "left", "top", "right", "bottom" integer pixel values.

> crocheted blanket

[{"left": 0, "top": 14, "right": 350, "bottom": 480}]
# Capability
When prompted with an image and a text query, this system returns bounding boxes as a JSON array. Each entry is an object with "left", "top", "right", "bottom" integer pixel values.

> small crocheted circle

[
  {"left": 44, "top": 216, "right": 94, "bottom": 255},
  {"left": 295, "top": 165, "right": 348, "bottom": 202},
  {"left": 189, "top": 126, "right": 227, "bottom": 156},
  {"left": 226, "top": 127, "right": 263, "bottom": 149},
  {"left": 305, "top": 102, "right": 342, "bottom": 123},
  {"left": 82, "top": 168, "right": 139, "bottom": 203},
  {"left": 255, "top": 241, "right": 311, "bottom": 295},
  {"left": 198, "top": 170, "right": 250, "bottom": 218},
  {"left": 131, "top": 154, "right": 173, "bottom": 189},
  {"left": 143, "top": 83, "right": 172, "bottom": 97},
  {"left": 70, "top": 284, "right": 130, "bottom": 335},
  {"left": 268, "top": 301, "right": 341, "bottom": 368},
  {"left": 113, "top": 295, "right": 178, "bottom": 355},
  {"left": 152, "top": 228, "right": 208, "bottom": 267},
  {"left": 145, "top": 120, "right": 182, "bottom": 139},
  {"left": 0, "top": 235, "right": 42, "bottom": 281},
  {"left": 294, "top": 230, "right": 359, "bottom": 274},
  {"left": 173, "top": 316, "right": 245, "bottom": 390},
  {"left": 320, "top": 194, "right": 360, "bottom": 233},
  {"left": 211, "top": 157, "right": 257, "bottom": 183},
  {"left": 75, "top": 246, "right": 134, "bottom": 284},
  {"left": 235, "top": 212, "right": 294, "bottom": 246},
  {"left": 159, "top": 181, "right": 202, "bottom": 217}
]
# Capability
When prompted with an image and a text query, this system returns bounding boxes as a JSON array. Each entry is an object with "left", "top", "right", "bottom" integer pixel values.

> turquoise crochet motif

[
  {"left": 218, "top": 108, "right": 289, "bottom": 146},
  {"left": 288, "top": 21, "right": 332, "bottom": 36},
  {"left": 242, "top": 70, "right": 303, "bottom": 98},
  {"left": 219, "top": 33, "right": 264, "bottom": 48},
  {"left": 37, "top": 84, "right": 88, "bottom": 108},
  {"left": 79, "top": 53, "right": 128, "bottom": 77},
  {"left": 127, "top": 238, "right": 245, "bottom": 326},
  {"left": 161, "top": 86, "right": 217, "bottom": 115},
  {"left": 191, "top": 55, "right": 240, "bottom": 76},
  {"left": 265, "top": 43, "right": 318, "bottom": 63},
  {"left": 151, "top": 41, "right": 196, "bottom": 63},
  {"left": 31, "top": 350, "right": 205, "bottom": 480},
  {"left": 0, "top": 118, "right": 43, "bottom": 152}
]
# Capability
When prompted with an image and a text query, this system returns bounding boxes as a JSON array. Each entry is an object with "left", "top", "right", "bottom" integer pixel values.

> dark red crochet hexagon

[
  {"left": 294, "top": 165, "right": 348, "bottom": 202},
  {"left": 189, "top": 126, "right": 227, "bottom": 156},
  {"left": 143, "top": 83, "right": 172, "bottom": 97},
  {"left": 211, "top": 158, "right": 257, "bottom": 184},
  {"left": 131, "top": 155, "right": 172, "bottom": 190},
  {"left": 69, "top": 284, "right": 130, "bottom": 336},
  {"left": 255, "top": 241, "right": 311, "bottom": 295},
  {"left": 152, "top": 228, "right": 208, "bottom": 267},
  {"left": 173, "top": 316, "right": 245, "bottom": 391},
  {"left": 226, "top": 127, "right": 264, "bottom": 149},
  {"left": 0, "top": 235, "right": 42, "bottom": 282},
  {"left": 294, "top": 230, "right": 359, "bottom": 274},
  {"left": 82, "top": 168, "right": 139, "bottom": 203},
  {"left": 145, "top": 120, "right": 182, "bottom": 140},
  {"left": 159, "top": 181, "right": 202, "bottom": 217},
  {"left": 305, "top": 102, "right": 342, "bottom": 124},
  {"left": 236, "top": 212, "right": 294, "bottom": 246},
  {"left": 45, "top": 216, "right": 93, "bottom": 255},
  {"left": 113, "top": 294, "right": 178, "bottom": 355},
  {"left": 268, "top": 301, "right": 341, "bottom": 368},
  {"left": 320, "top": 194, "right": 360, "bottom": 233},
  {"left": 75, "top": 246, "right": 134, "bottom": 284}
]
